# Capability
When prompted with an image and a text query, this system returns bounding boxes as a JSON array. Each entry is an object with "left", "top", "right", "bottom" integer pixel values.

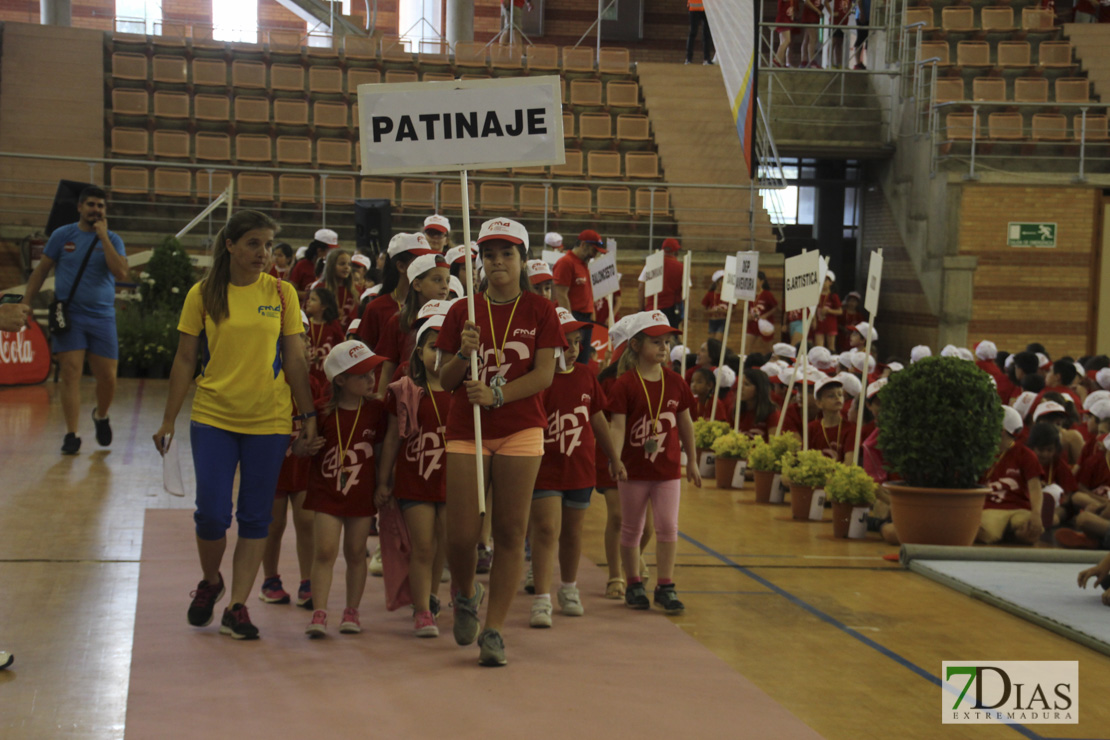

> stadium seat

[
  {"left": 635, "top": 187, "right": 669, "bottom": 216},
  {"left": 956, "top": 42, "right": 991, "bottom": 68},
  {"left": 561, "top": 46, "right": 595, "bottom": 75},
  {"left": 454, "top": 42, "right": 489, "bottom": 72},
  {"left": 152, "top": 55, "right": 188, "bottom": 85},
  {"left": 518, "top": 184, "right": 551, "bottom": 212},
  {"left": 904, "top": 7, "right": 935, "bottom": 31},
  {"left": 195, "top": 132, "right": 231, "bottom": 161},
  {"left": 381, "top": 36, "right": 413, "bottom": 64},
  {"left": 570, "top": 79, "right": 603, "bottom": 107},
  {"left": 360, "top": 178, "right": 396, "bottom": 201},
  {"left": 557, "top": 186, "right": 593, "bottom": 214},
  {"left": 274, "top": 98, "right": 309, "bottom": 127},
  {"left": 152, "top": 130, "right": 190, "bottom": 159},
  {"left": 276, "top": 135, "right": 313, "bottom": 165},
  {"left": 918, "top": 41, "right": 950, "bottom": 67},
  {"left": 347, "top": 68, "right": 381, "bottom": 93},
  {"left": 278, "top": 174, "right": 316, "bottom": 204},
  {"left": 934, "top": 77, "right": 964, "bottom": 104},
  {"left": 232, "top": 60, "right": 267, "bottom": 89},
  {"left": 422, "top": 72, "right": 454, "bottom": 82},
  {"left": 312, "top": 100, "right": 348, "bottom": 128},
  {"left": 616, "top": 114, "right": 651, "bottom": 142},
  {"left": 479, "top": 182, "right": 516, "bottom": 212},
  {"left": 526, "top": 44, "right": 559, "bottom": 73},
  {"left": 579, "top": 112, "right": 613, "bottom": 141},
  {"left": 322, "top": 175, "right": 356, "bottom": 204},
  {"left": 625, "top": 151, "right": 660, "bottom": 178},
  {"left": 596, "top": 186, "right": 631, "bottom": 214},
  {"left": 1022, "top": 8, "right": 1054, "bottom": 30},
  {"left": 1039, "top": 42, "right": 1072, "bottom": 68},
  {"left": 511, "top": 164, "right": 546, "bottom": 176},
  {"left": 980, "top": 6, "right": 1015, "bottom": 32},
  {"left": 112, "top": 52, "right": 148, "bottom": 82},
  {"left": 153, "top": 91, "right": 189, "bottom": 120},
  {"left": 309, "top": 66, "right": 344, "bottom": 94},
  {"left": 1075, "top": 114, "right": 1109, "bottom": 141},
  {"left": 112, "top": 89, "right": 148, "bottom": 116},
  {"left": 343, "top": 35, "right": 379, "bottom": 63},
  {"left": 606, "top": 80, "right": 640, "bottom": 109},
  {"left": 400, "top": 179, "right": 436, "bottom": 209},
  {"left": 563, "top": 111, "right": 576, "bottom": 138},
  {"left": 1056, "top": 78, "right": 1089, "bottom": 103},
  {"left": 237, "top": 173, "right": 275, "bottom": 202},
  {"left": 268, "top": 29, "right": 303, "bottom": 59},
  {"left": 587, "top": 151, "right": 621, "bottom": 178},
  {"left": 988, "top": 112, "right": 1024, "bottom": 140},
  {"left": 234, "top": 96, "right": 270, "bottom": 124},
  {"left": 490, "top": 45, "right": 523, "bottom": 74},
  {"left": 385, "top": 70, "right": 419, "bottom": 84},
  {"left": 941, "top": 7, "right": 974, "bottom": 32},
  {"left": 235, "top": 133, "right": 273, "bottom": 163},
  {"left": 551, "top": 150, "right": 584, "bottom": 177},
  {"left": 198, "top": 170, "right": 233, "bottom": 197},
  {"left": 111, "top": 127, "right": 148, "bottom": 156},
  {"left": 997, "top": 41, "right": 1031, "bottom": 69},
  {"left": 440, "top": 180, "right": 476, "bottom": 210},
  {"left": 1031, "top": 113, "right": 1067, "bottom": 141},
  {"left": 110, "top": 166, "right": 149, "bottom": 196},
  {"left": 1014, "top": 77, "right": 1048, "bottom": 103},
  {"left": 194, "top": 94, "right": 230, "bottom": 122},
  {"left": 972, "top": 77, "right": 1006, "bottom": 102},
  {"left": 317, "top": 138, "right": 353, "bottom": 167},
  {"left": 598, "top": 47, "right": 631, "bottom": 76},
  {"left": 271, "top": 64, "right": 305, "bottom": 92},
  {"left": 192, "top": 59, "right": 228, "bottom": 88},
  {"left": 946, "top": 112, "right": 980, "bottom": 140},
  {"left": 153, "top": 168, "right": 191, "bottom": 198}
]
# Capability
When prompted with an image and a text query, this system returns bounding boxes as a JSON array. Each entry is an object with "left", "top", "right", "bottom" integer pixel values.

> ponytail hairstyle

[
  {"left": 399, "top": 254, "right": 448, "bottom": 333},
  {"left": 379, "top": 251, "right": 417, "bottom": 297},
  {"left": 311, "top": 287, "right": 340, "bottom": 324},
  {"left": 322, "top": 248, "right": 354, "bottom": 301},
  {"left": 201, "top": 210, "right": 279, "bottom": 324},
  {"left": 617, "top": 332, "right": 648, "bottom": 375}
]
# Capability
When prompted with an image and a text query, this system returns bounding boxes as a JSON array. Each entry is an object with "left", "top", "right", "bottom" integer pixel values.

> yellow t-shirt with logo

[{"left": 178, "top": 275, "right": 303, "bottom": 435}]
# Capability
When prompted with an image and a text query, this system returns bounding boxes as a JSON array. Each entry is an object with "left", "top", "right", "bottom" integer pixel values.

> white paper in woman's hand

[{"left": 163, "top": 436, "right": 185, "bottom": 497}]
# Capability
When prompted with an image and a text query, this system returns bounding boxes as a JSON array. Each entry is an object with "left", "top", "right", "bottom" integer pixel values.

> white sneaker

[
  {"left": 557, "top": 585, "right": 584, "bottom": 616},
  {"left": 0, "top": 651, "right": 12, "bottom": 669},
  {"left": 368, "top": 547, "right": 383, "bottom": 577},
  {"left": 530, "top": 599, "right": 553, "bottom": 628},
  {"left": 440, "top": 566, "right": 450, "bottom": 583}
]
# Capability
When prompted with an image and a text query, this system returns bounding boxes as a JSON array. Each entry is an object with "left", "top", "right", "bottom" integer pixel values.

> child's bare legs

[
  {"left": 342, "top": 516, "right": 372, "bottom": 609},
  {"left": 485, "top": 454, "right": 543, "bottom": 632},
  {"left": 1076, "top": 510, "right": 1110, "bottom": 542},
  {"left": 824, "top": 333, "right": 836, "bottom": 351},
  {"left": 262, "top": 494, "right": 289, "bottom": 579},
  {"left": 403, "top": 502, "right": 440, "bottom": 612},
  {"left": 815, "top": 333, "right": 826, "bottom": 350},
  {"left": 310, "top": 512, "right": 343, "bottom": 612},
  {"left": 431, "top": 504, "right": 447, "bottom": 603},
  {"left": 479, "top": 485, "right": 493, "bottom": 550},
  {"left": 558, "top": 506, "right": 589, "bottom": 583},
  {"left": 289, "top": 491, "right": 314, "bottom": 582},
  {"left": 805, "top": 28, "right": 819, "bottom": 66},
  {"left": 776, "top": 31, "right": 792, "bottom": 65},
  {"left": 1071, "top": 492, "right": 1104, "bottom": 512},
  {"left": 530, "top": 495, "right": 561, "bottom": 596},
  {"left": 602, "top": 489, "right": 622, "bottom": 580},
  {"left": 445, "top": 453, "right": 492, "bottom": 600}
]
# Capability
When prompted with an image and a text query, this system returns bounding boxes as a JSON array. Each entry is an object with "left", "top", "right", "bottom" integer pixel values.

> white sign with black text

[
  {"left": 720, "top": 256, "right": 739, "bottom": 305},
  {"left": 864, "top": 250, "right": 883, "bottom": 316},
  {"left": 642, "top": 250, "right": 665, "bottom": 298},
  {"left": 590, "top": 251, "right": 621, "bottom": 301},
  {"left": 783, "top": 250, "right": 823, "bottom": 313},
  {"left": 734, "top": 250, "right": 760, "bottom": 303}
]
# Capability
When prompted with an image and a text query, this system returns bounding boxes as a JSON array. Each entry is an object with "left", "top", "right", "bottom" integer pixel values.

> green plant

[
  {"left": 694, "top": 419, "right": 731, "bottom": 450},
  {"left": 781, "top": 450, "right": 840, "bottom": 488},
  {"left": 747, "top": 433, "right": 801, "bottom": 472},
  {"left": 712, "top": 430, "right": 752, "bottom": 460},
  {"left": 877, "top": 356, "right": 1002, "bottom": 489},
  {"left": 825, "top": 464, "right": 878, "bottom": 505},
  {"left": 116, "top": 304, "right": 178, "bottom": 370},
  {"left": 139, "top": 236, "right": 197, "bottom": 313}
]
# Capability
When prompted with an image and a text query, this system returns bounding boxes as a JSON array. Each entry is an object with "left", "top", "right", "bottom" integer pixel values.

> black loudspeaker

[
  {"left": 354, "top": 198, "right": 392, "bottom": 257},
  {"left": 45, "top": 179, "right": 95, "bottom": 236}
]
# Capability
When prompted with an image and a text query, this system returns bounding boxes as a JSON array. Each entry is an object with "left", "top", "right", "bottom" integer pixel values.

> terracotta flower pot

[
  {"left": 789, "top": 484, "right": 814, "bottom": 520},
  {"left": 831, "top": 502, "right": 855, "bottom": 537},
  {"left": 714, "top": 457, "right": 739, "bottom": 489},
  {"left": 884, "top": 483, "right": 990, "bottom": 546},
  {"left": 753, "top": 469, "right": 775, "bottom": 502}
]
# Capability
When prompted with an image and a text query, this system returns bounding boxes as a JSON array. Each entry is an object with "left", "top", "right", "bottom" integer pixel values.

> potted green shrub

[
  {"left": 711, "top": 430, "right": 752, "bottom": 490},
  {"left": 826, "top": 464, "right": 878, "bottom": 538},
  {"left": 693, "top": 419, "right": 731, "bottom": 479},
  {"left": 781, "top": 450, "right": 839, "bottom": 521},
  {"left": 748, "top": 433, "right": 800, "bottom": 504},
  {"left": 878, "top": 356, "right": 1002, "bottom": 546}
]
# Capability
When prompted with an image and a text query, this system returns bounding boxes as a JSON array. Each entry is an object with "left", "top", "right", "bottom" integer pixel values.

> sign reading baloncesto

[{"left": 358, "top": 76, "right": 566, "bottom": 175}]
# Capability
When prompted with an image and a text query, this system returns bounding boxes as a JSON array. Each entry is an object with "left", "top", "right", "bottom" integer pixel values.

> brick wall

[
  {"left": 0, "top": 0, "right": 114, "bottom": 29},
  {"left": 860, "top": 189, "right": 939, "bottom": 362},
  {"left": 956, "top": 184, "right": 1099, "bottom": 359},
  {"left": 162, "top": 0, "right": 211, "bottom": 25},
  {"left": 258, "top": 0, "right": 305, "bottom": 31}
]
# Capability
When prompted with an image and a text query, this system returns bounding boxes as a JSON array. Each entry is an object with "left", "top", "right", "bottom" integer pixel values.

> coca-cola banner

[{"left": 0, "top": 321, "right": 50, "bottom": 386}]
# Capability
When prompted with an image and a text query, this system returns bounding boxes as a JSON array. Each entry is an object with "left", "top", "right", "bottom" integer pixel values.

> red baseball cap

[
  {"left": 578, "top": 229, "right": 606, "bottom": 252},
  {"left": 661, "top": 238, "right": 681, "bottom": 253}
]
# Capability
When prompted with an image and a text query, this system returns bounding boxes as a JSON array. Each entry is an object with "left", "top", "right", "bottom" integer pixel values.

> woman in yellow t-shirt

[{"left": 154, "top": 210, "right": 320, "bottom": 641}]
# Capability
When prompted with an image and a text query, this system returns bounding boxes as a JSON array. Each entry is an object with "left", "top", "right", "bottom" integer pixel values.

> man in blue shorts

[{"left": 22, "top": 185, "right": 130, "bottom": 454}]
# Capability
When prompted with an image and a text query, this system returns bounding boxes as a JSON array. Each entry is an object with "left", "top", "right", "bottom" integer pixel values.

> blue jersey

[{"left": 43, "top": 222, "right": 126, "bottom": 319}]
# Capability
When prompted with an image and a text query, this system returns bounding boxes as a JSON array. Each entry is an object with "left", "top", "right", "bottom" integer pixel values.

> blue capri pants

[{"left": 190, "top": 421, "right": 289, "bottom": 541}]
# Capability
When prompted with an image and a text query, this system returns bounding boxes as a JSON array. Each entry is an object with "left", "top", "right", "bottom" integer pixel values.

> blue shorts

[
  {"left": 533, "top": 487, "right": 593, "bottom": 510},
  {"left": 51, "top": 310, "right": 118, "bottom": 360},
  {"left": 397, "top": 498, "right": 443, "bottom": 512},
  {"left": 708, "top": 318, "right": 726, "bottom": 333},
  {"left": 789, "top": 320, "right": 804, "bottom": 337}
]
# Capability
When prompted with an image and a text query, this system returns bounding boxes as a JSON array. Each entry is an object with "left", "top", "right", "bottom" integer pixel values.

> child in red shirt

[
  {"left": 304, "top": 342, "right": 388, "bottom": 637},
  {"left": 1056, "top": 438, "right": 1110, "bottom": 549},
  {"left": 702, "top": 270, "right": 728, "bottom": 341},
  {"left": 528, "top": 310, "right": 626, "bottom": 627},
  {"left": 814, "top": 274, "right": 842, "bottom": 350},
  {"left": 304, "top": 288, "right": 346, "bottom": 387},
  {"left": 376, "top": 317, "right": 453, "bottom": 637},
  {"left": 730, "top": 367, "right": 781, "bottom": 439},
  {"left": 608, "top": 311, "right": 701, "bottom": 615},
  {"left": 978, "top": 407, "right": 1045, "bottom": 545},
  {"left": 807, "top": 376, "right": 856, "bottom": 462},
  {"left": 690, "top": 367, "right": 728, "bottom": 422},
  {"left": 375, "top": 252, "right": 451, "bottom": 397}
]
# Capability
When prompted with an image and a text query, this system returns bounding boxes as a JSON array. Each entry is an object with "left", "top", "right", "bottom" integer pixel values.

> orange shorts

[{"left": 445, "top": 427, "right": 545, "bottom": 457}]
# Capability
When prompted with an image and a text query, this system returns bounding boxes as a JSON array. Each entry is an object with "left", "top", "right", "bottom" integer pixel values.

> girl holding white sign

[{"left": 436, "top": 218, "right": 565, "bottom": 667}]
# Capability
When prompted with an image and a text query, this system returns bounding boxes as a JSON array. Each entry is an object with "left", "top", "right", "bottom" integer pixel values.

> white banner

[
  {"left": 864, "top": 250, "right": 884, "bottom": 316},
  {"left": 542, "top": 249, "right": 561, "bottom": 269},
  {"left": 720, "top": 255, "right": 739, "bottom": 305},
  {"left": 784, "top": 250, "right": 823, "bottom": 313},
  {"left": 735, "top": 250, "right": 760, "bottom": 302},
  {"left": 358, "top": 76, "right": 566, "bottom": 175},
  {"left": 590, "top": 251, "right": 621, "bottom": 301},
  {"left": 641, "top": 251, "right": 665, "bottom": 298},
  {"left": 703, "top": 0, "right": 757, "bottom": 173}
]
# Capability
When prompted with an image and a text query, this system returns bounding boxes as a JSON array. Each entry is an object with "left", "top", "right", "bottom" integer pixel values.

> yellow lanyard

[
  {"left": 334, "top": 400, "right": 363, "bottom": 478},
  {"left": 822, "top": 419, "right": 843, "bottom": 450},
  {"left": 309, "top": 320, "right": 323, "bottom": 348},
  {"left": 485, "top": 293, "right": 522, "bottom": 370},
  {"left": 635, "top": 367, "right": 665, "bottom": 436},
  {"left": 426, "top": 387, "right": 446, "bottom": 445}
]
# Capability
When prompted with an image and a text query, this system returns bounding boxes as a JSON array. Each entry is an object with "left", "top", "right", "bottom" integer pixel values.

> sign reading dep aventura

[{"left": 358, "top": 76, "right": 566, "bottom": 175}]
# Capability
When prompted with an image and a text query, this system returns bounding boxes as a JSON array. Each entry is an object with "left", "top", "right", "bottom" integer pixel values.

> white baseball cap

[
  {"left": 758, "top": 318, "right": 774, "bottom": 337},
  {"left": 1037, "top": 353, "right": 1051, "bottom": 370},
  {"left": 350, "top": 253, "right": 372, "bottom": 271},
  {"left": 625, "top": 310, "right": 680, "bottom": 339},
  {"left": 808, "top": 346, "right": 836, "bottom": 371},
  {"left": 314, "top": 228, "right": 339, "bottom": 246},
  {"left": 1096, "top": 368, "right": 1110, "bottom": 391},
  {"left": 448, "top": 275, "right": 465, "bottom": 298},
  {"left": 957, "top": 347, "right": 975, "bottom": 362},
  {"left": 477, "top": 217, "right": 529, "bottom": 250},
  {"left": 323, "top": 340, "right": 385, "bottom": 382},
  {"left": 851, "top": 352, "right": 877, "bottom": 374},
  {"left": 361, "top": 285, "right": 381, "bottom": 300},
  {"left": 760, "top": 360, "right": 783, "bottom": 377},
  {"left": 670, "top": 344, "right": 687, "bottom": 363},
  {"left": 887, "top": 362, "right": 904, "bottom": 373},
  {"left": 1089, "top": 399, "right": 1110, "bottom": 421},
  {"left": 295, "top": 246, "right": 308, "bottom": 260},
  {"left": 1012, "top": 391, "right": 1037, "bottom": 420},
  {"left": 445, "top": 244, "right": 476, "bottom": 266},
  {"left": 975, "top": 341, "right": 998, "bottom": 361},
  {"left": 826, "top": 269, "right": 836, "bottom": 283},
  {"left": 814, "top": 375, "right": 844, "bottom": 399},
  {"left": 712, "top": 269, "right": 725, "bottom": 283},
  {"left": 839, "top": 350, "right": 857, "bottom": 369},
  {"left": 387, "top": 232, "right": 434, "bottom": 259},
  {"left": 423, "top": 214, "right": 450, "bottom": 233},
  {"left": 910, "top": 345, "right": 932, "bottom": 364},
  {"left": 1084, "top": 390, "right": 1110, "bottom": 412},
  {"left": 836, "top": 372, "right": 862, "bottom": 398},
  {"left": 609, "top": 314, "right": 638, "bottom": 354},
  {"left": 1005, "top": 354, "right": 1015, "bottom": 369},
  {"left": 940, "top": 345, "right": 960, "bottom": 358},
  {"left": 527, "top": 259, "right": 554, "bottom": 284},
  {"left": 544, "top": 231, "right": 563, "bottom": 248},
  {"left": 1033, "top": 401, "right": 1069, "bottom": 422},
  {"left": 408, "top": 253, "right": 448, "bottom": 283},
  {"left": 347, "top": 318, "right": 361, "bottom": 334},
  {"left": 773, "top": 343, "right": 796, "bottom": 360},
  {"left": 865, "top": 377, "right": 888, "bottom": 400},
  {"left": 715, "top": 365, "right": 737, "bottom": 389},
  {"left": 1002, "top": 406, "right": 1025, "bottom": 436},
  {"left": 417, "top": 298, "right": 455, "bottom": 321},
  {"left": 851, "top": 322, "right": 878, "bottom": 342},
  {"left": 415, "top": 314, "right": 446, "bottom": 347},
  {"left": 556, "top": 306, "right": 591, "bottom": 333}
]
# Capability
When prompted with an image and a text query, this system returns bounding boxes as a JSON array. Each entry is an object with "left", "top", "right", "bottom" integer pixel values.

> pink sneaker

[
  {"left": 339, "top": 607, "right": 361, "bottom": 634},
  {"left": 306, "top": 609, "right": 327, "bottom": 638},
  {"left": 258, "top": 575, "right": 290, "bottom": 604},
  {"left": 413, "top": 610, "right": 439, "bottom": 638}
]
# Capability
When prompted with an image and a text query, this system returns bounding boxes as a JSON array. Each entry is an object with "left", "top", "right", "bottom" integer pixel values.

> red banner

[{"left": 0, "top": 321, "right": 51, "bottom": 386}]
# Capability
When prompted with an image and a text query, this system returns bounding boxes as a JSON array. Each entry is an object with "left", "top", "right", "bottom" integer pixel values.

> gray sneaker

[
  {"left": 452, "top": 582, "right": 485, "bottom": 646},
  {"left": 557, "top": 585, "right": 584, "bottom": 616},
  {"left": 478, "top": 628, "right": 507, "bottom": 667},
  {"left": 524, "top": 565, "right": 535, "bottom": 594},
  {"left": 530, "top": 598, "right": 553, "bottom": 628}
]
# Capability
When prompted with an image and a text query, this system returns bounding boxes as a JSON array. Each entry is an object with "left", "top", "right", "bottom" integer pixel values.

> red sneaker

[
  {"left": 1055, "top": 529, "right": 1100, "bottom": 549},
  {"left": 339, "top": 607, "right": 361, "bottom": 634},
  {"left": 258, "top": 575, "right": 290, "bottom": 604},
  {"left": 306, "top": 609, "right": 327, "bottom": 638}
]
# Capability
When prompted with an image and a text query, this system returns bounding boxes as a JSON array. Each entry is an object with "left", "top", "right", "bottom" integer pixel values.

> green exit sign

[{"left": 1008, "top": 222, "right": 1057, "bottom": 248}]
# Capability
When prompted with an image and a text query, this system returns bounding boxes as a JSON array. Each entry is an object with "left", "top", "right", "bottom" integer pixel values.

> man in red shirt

[
  {"left": 553, "top": 229, "right": 605, "bottom": 321},
  {"left": 638, "top": 238, "right": 685, "bottom": 328}
]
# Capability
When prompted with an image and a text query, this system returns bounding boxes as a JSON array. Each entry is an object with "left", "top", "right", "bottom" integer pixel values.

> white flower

[
  {"left": 133, "top": 294, "right": 143, "bottom": 302},
  {"left": 171, "top": 287, "right": 180, "bottom": 294},
  {"left": 139, "top": 272, "right": 150, "bottom": 279}
]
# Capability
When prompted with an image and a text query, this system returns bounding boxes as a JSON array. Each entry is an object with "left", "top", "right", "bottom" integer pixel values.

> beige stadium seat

[
  {"left": 153, "top": 91, "right": 189, "bottom": 119},
  {"left": 440, "top": 180, "right": 476, "bottom": 210},
  {"left": 1075, "top": 114, "right": 1109, "bottom": 141},
  {"left": 112, "top": 52, "right": 148, "bottom": 81},
  {"left": 384, "top": 70, "right": 419, "bottom": 84},
  {"left": 1022, "top": 7, "right": 1054, "bottom": 30},
  {"left": 570, "top": 79, "right": 603, "bottom": 107},
  {"left": 946, "top": 112, "right": 980, "bottom": 140},
  {"left": 237, "top": 173, "right": 275, "bottom": 202},
  {"left": 904, "top": 7, "right": 935, "bottom": 31},
  {"left": 192, "top": 59, "right": 228, "bottom": 87},
  {"left": 343, "top": 35, "right": 379, "bottom": 63},
  {"left": 195, "top": 132, "right": 231, "bottom": 161},
  {"left": 972, "top": 77, "right": 1006, "bottom": 102},
  {"left": 309, "top": 66, "right": 343, "bottom": 94},
  {"left": 234, "top": 96, "right": 270, "bottom": 124},
  {"left": 561, "top": 46, "right": 595, "bottom": 74},
  {"left": 997, "top": 42, "right": 1031, "bottom": 69},
  {"left": 551, "top": 150, "right": 584, "bottom": 177},
  {"left": 587, "top": 151, "right": 621, "bottom": 178},
  {"left": 323, "top": 175, "right": 356, "bottom": 205},
  {"left": 941, "top": 6, "right": 973, "bottom": 31},
  {"left": 235, "top": 133, "right": 273, "bottom": 163},
  {"left": 1056, "top": 78, "right": 1089, "bottom": 103},
  {"left": 625, "top": 151, "right": 660, "bottom": 178},
  {"left": 152, "top": 55, "right": 188, "bottom": 85},
  {"left": 479, "top": 183, "right": 516, "bottom": 212},
  {"left": 347, "top": 68, "right": 381, "bottom": 93},
  {"left": 110, "top": 167, "right": 149, "bottom": 196},
  {"left": 598, "top": 47, "right": 631, "bottom": 75},
  {"left": 111, "top": 127, "right": 148, "bottom": 156},
  {"left": 918, "top": 41, "right": 950, "bottom": 67},
  {"left": 307, "top": 38, "right": 340, "bottom": 63},
  {"left": 562, "top": 112, "right": 576, "bottom": 138},
  {"left": 268, "top": 29, "right": 303, "bottom": 55},
  {"left": 1039, "top": 42, "right": 1072, "bottom": 67},
  {"left": 312, "top": 100, "right": 348, "bottom": 128},
  {"left": 606, "top": 80, "right": 640, "bottom": 109},
  {"left": 274, "top": 98, "right": 309, "bottom": 126},
  {"left": 956, "top": 41, "right": 991, "bottom": 68},
  {"left": 232, "top": 60, "right": 266, "bottom": 89},
  {"left": 934, "top": 78, "right": 964, "bottom": 104},
  {"left": 194, "top": 94, "right": 230, "bottom": 121},
  {"left": 276, "top": 135, "right": 312, "bottom": 165},
  {"left": 271, "top": 64, "right": 305, "bottom": 92},
  {"left": 511, "top": 164, "right": 546, "bottom": 176},
  {"left": 360, "top": 178, "right": 396, "bottom": 201},
  {"left": 278, "top": 175, "right": 316, "bottom": 203},
  {"left": 616, "top": 114, "right": 650, "bottom": 141},
  {"left": 526, "top": 44, "right": 559, "bottom": 72},
  {"left": 400, "top": 179, "right": 436, "bottom": 209},
  {"left": 557, "top": 186, "right": 593, "bottom": 214},
  {"left": 381, "top": 36, "right": 413, "bottom": 63},
  {"left": 317, "top": 138, "right": 353, "bottom": 167},
  {"left": 491, "top": 44, "right": 523, "bottom": 73},
  {"left": 1031, "top": 113, "right": 1067, "bottom": 140},
  {"left": 518, "top": 184, "right": 551, "bottom": 213},
  {"left": 422, "top": 72, "right": 455, "bottom": 82},
  {"left": 988, "top": 112, "right": 1024, "bottom": 140},
  {"left": 154, "top": 168, "right": 192, "bottom": 198},
  {"left": 579, "top": 112, "right": 612, "bottom": 140},
  {"left": 198, "top": 170, "right": 232, "bottom": 196},
  {"left": 635, "top": 187, "right": 669, "bottom": 216},
  {"left": 112, "top": 89, "right": 148, "bottom": 116},
  {"left": 153, "top": 130, "right": 190, "bottom": 159},
  {"left": 980, "top": 6, "right": 1015, "bottom": 32},
  {"left": 454, "top": 42, "right": 489, "bottom": 72},
  {"left": 596, "top": 186, "right": 631, "bottom": 214},
  {"left": 1014, "top": 77, "right": 1048, "bottom": 103}
]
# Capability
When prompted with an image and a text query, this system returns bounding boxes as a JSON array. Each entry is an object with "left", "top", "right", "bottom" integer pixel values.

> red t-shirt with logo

[
  {"left": 305, "top": 399, "right": 387, "bottom": 518},
  {"left": 376, "top": 313, "right": 417, "bottom": 365},
  {"left": 534, "top": 366, "right": 607, "bottom": 490},
  {"left": 436, "top": 292, "right": 567, "bottom": 441},
  {"left": 747, "top": 290, "right": 778, "bottom": 336},
  {"left": 806, "top": 417, "right": 857, "bottom": 462},
  {"left": 359, "top": 293, "right": 401, "bottom": 352},
  {"left": 385, "top": 387, "right": 451, "bottom": 503},
  {"left": 982, "top": 442, "right": 1045, "bottom": 511},
  {"left": 608, "top": 367, "right": 695, "bottom": 481},
  {"left": 306, "top": 320, "right": 346, "bottom": 386},
  {"left": 553, "top": 252, "right": 594, "bottom": 313}
]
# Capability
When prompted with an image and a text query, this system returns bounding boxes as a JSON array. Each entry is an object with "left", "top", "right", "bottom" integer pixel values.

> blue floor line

[{"left": 677, "top": 530, "right": 1047, "bottom": 740}]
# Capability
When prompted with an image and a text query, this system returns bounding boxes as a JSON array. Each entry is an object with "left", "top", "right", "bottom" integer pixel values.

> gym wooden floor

[{"left": 2, "top": 378, "right": 1109, "bottom": 739}]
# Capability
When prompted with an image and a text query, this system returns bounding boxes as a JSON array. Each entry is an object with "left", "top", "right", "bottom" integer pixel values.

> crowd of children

[{"left": 174, "top": 214, "right": 1110, "bottom": 664}]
